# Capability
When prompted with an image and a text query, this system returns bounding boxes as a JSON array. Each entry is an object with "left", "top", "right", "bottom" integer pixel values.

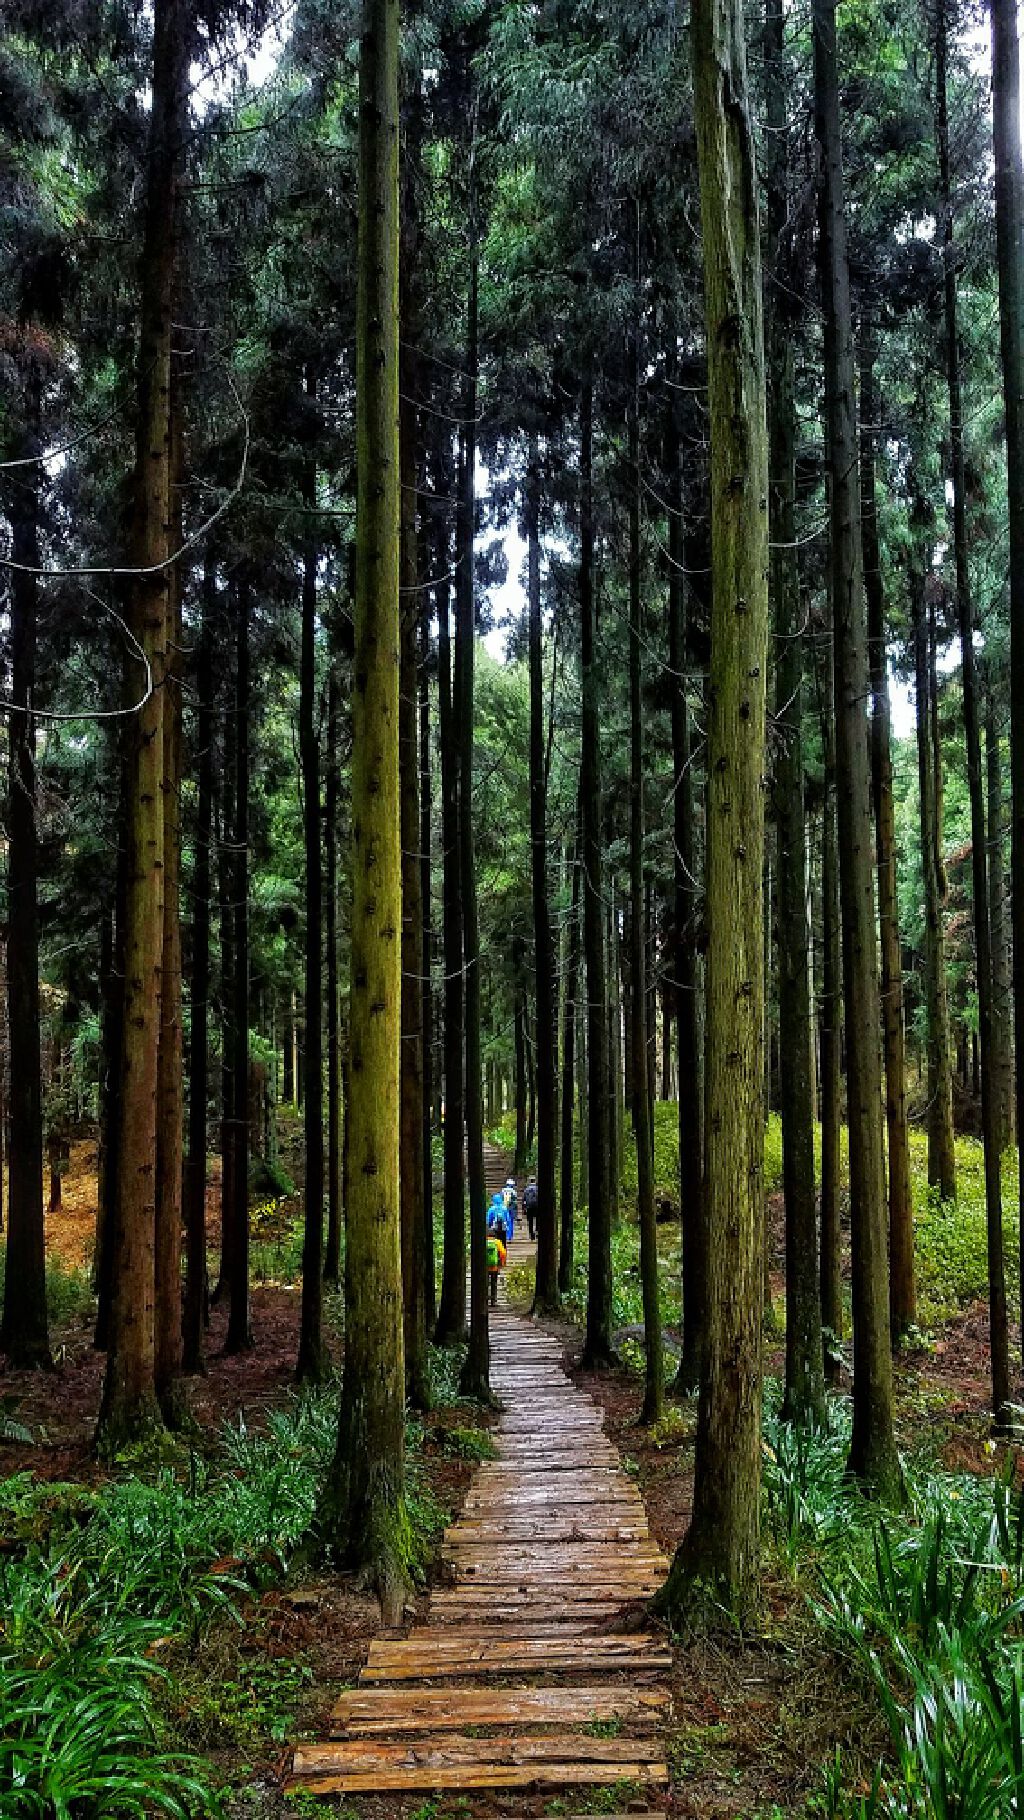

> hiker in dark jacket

[{"left": 522, "top": 1177, "right": 539, "bottom": 1242}]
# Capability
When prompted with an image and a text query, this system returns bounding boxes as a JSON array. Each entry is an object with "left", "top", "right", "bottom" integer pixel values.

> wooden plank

[
  {"left": 288, "top": 1759, "right": 669, "bottom": 1794},
  {"left": 466, "top": 1481, "right": 640, "bottom": 1499},
  {"left": 360, "top": 1659, "right": 672, "bottom": 1685},
  {"left": 296, "top": 1736, "right": 665, "bottom": 1772},
  {"left": 412, "top": 1619, "right": 626, "bottom": 1640},
  {"left": 463, "top": 1495, "right": 642, "bottom": 1515},
  {"left": 446, "top": 1523, "right": 650, "bottom": 1544},
  {"left": 367, "top": 1632, "right": 664, "bottom": 1662},
  {"left": 429, "top": 1592, "right": 642, "bottom": 1614},
  {"left": 414, "top": 1616, "right": 623, "bottom": 1637},
  {"left": 451, "top": 1549, "right": 667, "bottom": 1570},
  {"left": 330, "top": 1683, "right": 669, "bottom": 1733}
]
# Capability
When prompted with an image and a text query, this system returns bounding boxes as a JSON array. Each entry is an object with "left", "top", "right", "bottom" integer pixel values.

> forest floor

[{"left": 1, "top": 1128, "right": 1021, "bottom": 1818}]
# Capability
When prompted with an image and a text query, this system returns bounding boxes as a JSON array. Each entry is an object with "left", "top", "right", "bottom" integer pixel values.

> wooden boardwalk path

[{"left": 287, "top": 1146, "right": 672, "bottom": 1801}]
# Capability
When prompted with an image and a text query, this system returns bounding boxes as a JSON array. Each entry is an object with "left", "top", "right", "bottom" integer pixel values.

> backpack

[
  {"left": 523, "top": 1184, "right": 538, "bottom": 1212},
  {"left": 487, "top": 1235, "right": 505, "bottom": 1271}
]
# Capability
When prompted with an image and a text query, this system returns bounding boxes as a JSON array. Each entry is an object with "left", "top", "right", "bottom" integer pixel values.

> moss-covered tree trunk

[
  {"left": 319, "top": 0, "right": 409, "bottom": 1616},
  {"left": 97, "top": 0, "right": 188, "bottom": 1448},
  {"left": 815, "top": 0, "right": 900, "bottom": 1495},
  {"left": 655, "top": 0, "right": 768, "bottom": 1618}
]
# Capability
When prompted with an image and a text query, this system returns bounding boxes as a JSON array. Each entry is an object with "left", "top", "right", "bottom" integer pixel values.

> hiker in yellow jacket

[{"left": 487, "top": 1231, "right": 507, "bottom": 1306}]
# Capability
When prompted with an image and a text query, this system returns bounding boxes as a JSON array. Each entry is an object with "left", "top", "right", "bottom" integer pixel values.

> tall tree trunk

[
  {"left": 990, "top": 0, "right": 1024, "bottom": 1321},
  {"left": 528, "top": 442, "right": 560, "bottom": 1311},
  {"left": 937, "top": 12, "right": 1010, "bottom": 1425},
  {"left": 215, "top": 749, "right": 234, "bottom": 1305},
  {"left": 324, "top": 661, "right": 343, "bottom": 1286},
  {"left": 419, "top": 632, "right": 436, "bottom": 1330},
  {"left": 514, "top": 962, "right": 527, "bottom": 1174},
  {"left": 656, "top": 0, "right": 768, "bottom": 1619},
  {"left": 94, "top": 879, "right": 123, "bottom": 1351},
  {"left": 183, "top": 564, "right": 214, "bottom": 1374},
  {"left": 814, "top": 0, "right": 901, "bottom": 1496},
  {"left": 297, "top": 404, "right": 327, "bottom": 1386},
  {"left": 399, "top": 364, "right": 431, "bottom": 1410},
  {"left": 860, "top": 338, "right": 915, "bottom": 1341},
  {"left": 225, "top": 582, "right": 252, "bottom": 1354},
  {"left": 986, "top": 682, "right": 1013, "bottom": 1150},
  {"left": 580, "top": 382, "right": 614, "bottom": 1369},
  {"left": 817, "top": 662, "right": 843, "bottom": 1385},
  {"left": 319, "top": 0, "right": 410, "bottom": 1617},
  {"left": 559, "top": 833, "right": 581, "bottom": 1294},
  {"left": 458, "top": 219, "right": 489, "bottom": 1401},
  {"left": 627, "top": 319, "right": 663, "bottom": 1421},
  {"left": 2, "top": 366, "right": 48, "bottom": 1369},
  {"left": 608, "top": 879, "right": 622, "bottom": 1217},
  {"left": 912, "top": 539, "right": 957, "bottom": 1202},
  {"left": 97, "top": 0, "right": 188, "bottom": 1445},
  {"left": 767, "top": 0, "right": 823, "bottom": 1427},
  {"left": 434, "top": 519, "right": 466, "bottom": 1347},
  {"left": 155, "top": 404, "right": 185, "bottom": 1422},
  {"left": 667, "top": 394, "right": 704, "bottom": 1397}
]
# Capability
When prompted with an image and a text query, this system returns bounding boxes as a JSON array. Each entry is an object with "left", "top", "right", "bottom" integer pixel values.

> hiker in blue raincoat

[{"left": 488, "top": 1189, "right": 512, "bottom": 1244}]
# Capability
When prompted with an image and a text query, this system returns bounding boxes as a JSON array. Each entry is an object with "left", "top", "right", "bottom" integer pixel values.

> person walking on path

[
  {"left": 487, "top": 1230, "right": 507, "bottom": 1305},
  {"left": 523, "top": 1177, "right": 539, "bottom": 1242}
]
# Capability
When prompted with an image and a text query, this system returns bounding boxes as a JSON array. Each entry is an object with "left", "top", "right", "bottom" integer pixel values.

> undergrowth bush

[
  {"left": 0, "top": 1247, "right": 96, "bottom": 1330},
  {"left": 911, "top": 1131, "right": 1020, "bottom": 1317},
  {"left": 761, "top": 1389, "right": 1024, "bottom": 1820},
  {"left": 0, "top": 1369, "right": 480, "bottom": 1815}
]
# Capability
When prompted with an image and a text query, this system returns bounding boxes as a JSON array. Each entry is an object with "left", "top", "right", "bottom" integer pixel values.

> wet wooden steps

[
  {"left": 286, "top": 1141, "right": 672, "bottom": 1801},
  {"left": 329, "top": 1683, "right": 669, "bottom": 1734}
]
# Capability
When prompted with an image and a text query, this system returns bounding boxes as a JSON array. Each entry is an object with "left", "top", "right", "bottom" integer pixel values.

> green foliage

[
  {"left": 0, "top": 1248, "right": 96, "bottom": 1329},
  {"left": 761, "top": 1396, "right": 1024, "bottom": 1820},
  {"left": 0, "top": 1613, "right": 222, "bottom": 1818},
  {"left": 911, "top": 1130, "right": 1020, "bottom": 1318},
  {"left": 248, "top": 1153, "right": 297, "bottom": 1200},
  {"left": 432, "top": 1425, "right": 497, "bottom": 1461},
  {"left": 619, "top": 1101, "right": 685, "bottom": 1207}
]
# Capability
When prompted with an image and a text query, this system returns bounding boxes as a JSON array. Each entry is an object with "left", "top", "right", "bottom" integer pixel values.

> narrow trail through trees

[{"left": 287, "top": 1145, "right": 672, "bottom": 1800}]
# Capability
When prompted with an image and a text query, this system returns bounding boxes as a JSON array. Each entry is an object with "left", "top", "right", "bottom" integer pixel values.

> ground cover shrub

[
  {"left": 761, "top": 1392, "right": 1024, "bottom": 1820},
  {"left": 0, "top": 1371, "right": 483, "bottom": 1815},
  {"left": 0, "top": 1248, "right": 96, "bottom": 1331}
]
